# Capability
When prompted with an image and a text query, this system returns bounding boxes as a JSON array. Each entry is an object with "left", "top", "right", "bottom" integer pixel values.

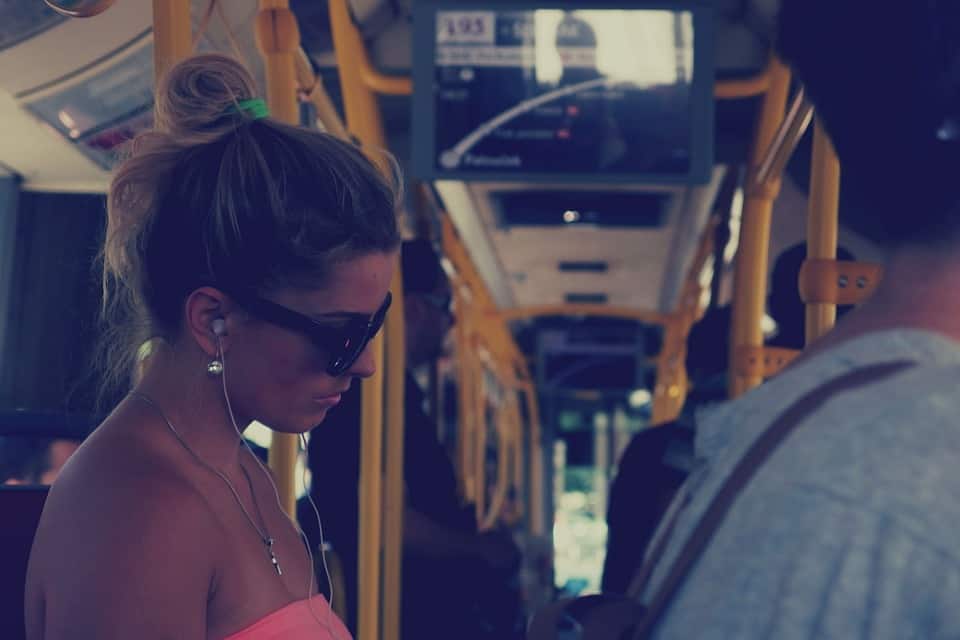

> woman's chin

[{"left": 258, "top": 411, "right": 329, "bottom": 435}]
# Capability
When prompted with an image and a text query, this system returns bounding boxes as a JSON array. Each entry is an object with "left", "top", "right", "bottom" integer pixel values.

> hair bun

[{"left": 155, "top": 53, "right": 260, "bottom": 139}]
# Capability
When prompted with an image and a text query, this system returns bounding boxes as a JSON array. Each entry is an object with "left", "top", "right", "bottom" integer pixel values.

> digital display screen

[
  {"left": 25, "top": 43, "right": 153, "bottom": 142},
  {"left": 23, "top": 41, "right": 154, "bottom": 169},
  {"left": 415, "top": 5, "right": 712, "bottom": 183}
]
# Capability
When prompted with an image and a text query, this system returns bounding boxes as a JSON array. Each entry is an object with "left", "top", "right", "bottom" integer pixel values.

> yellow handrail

[
  {"left": 798, "top": 259, "right": 883, "bottom": 307},
  {"left": 507, "top": 391, "right": 526, "bottom": 526},
  {"left": 728, "top": 57, "right": 792, "bottom": 397},
  {"left": 323, "top": 0, "right": 414, "bottom": 97},
  {"left": 481, "top": 393, "right": 512, "bottom": 531},
  {"left": 442, "top": 221, "right": 529, "bottom": 372},
  {"left": 651, "top": 314, "right": 689, "bottom": 425},
  {"left": 442, "top": 215, "right": 539, "bottom": 525},
  {"left": 453, "top": 285, "right": 478, "bottom": 502},
  {"left": 473, "top": 346, "right": 490, "bottom": 524},
  {"left": 478, "top": 359, "right": 529, "bottom": 530},
  {"left": 652, "top": 215, "right": 718, "bottom": 423},
  {"left": 714, "top": 62, "right": 773, "bottom": 100},
  {"left": 357, "top": 334, "right": 385, "bottom": 640},
  {"left": 329, "top": 0, "right": 389, "bottom": 167},
  {"left": 151, "top": 0, "right": 191, "bottom": 84},
  {"left": 382, "top": 267, "right": 406, "bottom": 640},
  {"left": 293, "top": 48, "right": 351, "bottom": 140},
  {"left": 327, "top": 4, "right": 408, "bottom": 638},
  {"left": 360, "top": 66, "right": 413, "bottom": 96},
  {"left": 805, "top": 121, "right": 842, "bottom": 344},
  {"left": 520, "top": 380, "right": 545, "bottom": 536},
  {"left": 255, "top": 0, "right": 302, "bottom": 518}
]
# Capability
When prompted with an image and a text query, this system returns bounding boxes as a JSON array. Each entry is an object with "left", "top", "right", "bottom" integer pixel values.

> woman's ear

[{"left": 184, "top": 287, "right": 235, "bottom": 357}]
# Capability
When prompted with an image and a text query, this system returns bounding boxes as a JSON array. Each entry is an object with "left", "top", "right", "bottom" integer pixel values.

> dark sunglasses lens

[
  {"left": 324, "top": 326, "right": 366, "bottom": 376},
  {"left": 327, "top": 324, "right": 376, "bottom": 376},
  {"left": 324, "top": 294, "right": 392, "bottom": 376}
]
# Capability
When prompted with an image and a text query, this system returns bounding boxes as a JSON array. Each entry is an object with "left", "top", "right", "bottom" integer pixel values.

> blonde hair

[{"left": 99, "top": 53, "right": 400, "bottom": 398}]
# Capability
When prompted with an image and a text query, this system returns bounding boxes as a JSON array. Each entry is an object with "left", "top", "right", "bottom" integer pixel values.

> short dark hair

[{"left": 777, "top": 1, "right": 960, "bottom": 247}]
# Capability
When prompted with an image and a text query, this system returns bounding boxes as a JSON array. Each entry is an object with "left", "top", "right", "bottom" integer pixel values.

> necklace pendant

[{"left": 266, "top": 538, "right": 283, "bottom": 576}]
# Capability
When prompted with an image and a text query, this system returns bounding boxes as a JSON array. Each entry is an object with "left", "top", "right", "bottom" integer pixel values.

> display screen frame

[{"left": 412, "top": 0, "right": 715, "bottom": 185}]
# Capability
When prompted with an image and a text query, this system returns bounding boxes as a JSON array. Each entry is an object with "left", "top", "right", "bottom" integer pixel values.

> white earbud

[{"left": 211, "top": 318, "right": 227, "bottom": 337}]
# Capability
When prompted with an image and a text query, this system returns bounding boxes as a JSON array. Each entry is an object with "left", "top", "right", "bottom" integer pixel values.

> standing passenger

[
  {"left": 305, "top": 239, "right": 521, "bottom": 640},
  {"left": 636, "top": 2, "right": 960, "bottom": 638},
  {"left": 25, "top": 53, "right": 399, "bottom": 639}
]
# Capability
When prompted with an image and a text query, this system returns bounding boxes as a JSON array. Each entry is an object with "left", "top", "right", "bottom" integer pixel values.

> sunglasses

[{"left": 229, "top": 291, "right": 392, "bottom": 376}]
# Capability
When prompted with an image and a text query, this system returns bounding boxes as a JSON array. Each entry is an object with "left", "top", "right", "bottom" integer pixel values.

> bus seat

[{"left": 0, "top": 486, "right": 48, "bottom": 640}]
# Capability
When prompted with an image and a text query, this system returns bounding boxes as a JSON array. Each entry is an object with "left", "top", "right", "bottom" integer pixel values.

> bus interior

[{"left": 0, "top": 1, "right": 891, "bottom": 639}]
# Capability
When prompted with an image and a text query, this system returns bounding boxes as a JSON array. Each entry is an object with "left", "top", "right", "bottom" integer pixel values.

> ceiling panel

[
  {"left": 0, "top": 0, "right": 264, "bottom": 191},
  {"left": 493, "top": 226, "right": 674, "bottom": 309},
  {"left": 452, "top": 172, "right": 723, "bottom": 314}
]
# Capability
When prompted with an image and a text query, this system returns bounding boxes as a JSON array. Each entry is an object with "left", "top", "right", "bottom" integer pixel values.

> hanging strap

[{"left": 630, "top": 360, "right": 914, "bottom": 639}]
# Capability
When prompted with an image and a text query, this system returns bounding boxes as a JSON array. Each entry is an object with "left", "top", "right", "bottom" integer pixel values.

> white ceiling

[
  {"left": 439, "top": 171, "right": 725, "bottom": 313},
  {"left": 0, "top": 0, "right": 262, "bottom": 193},
  {"left": 0, "top": 2, "right": 733, "bottom": 318},
  {"left": 0, "top": 0, "right": 154, "bottom": 191}
]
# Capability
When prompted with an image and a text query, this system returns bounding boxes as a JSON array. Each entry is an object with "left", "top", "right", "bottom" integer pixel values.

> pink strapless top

[{"left": 223, "top": 595, "right": 351, "bottom": 640}]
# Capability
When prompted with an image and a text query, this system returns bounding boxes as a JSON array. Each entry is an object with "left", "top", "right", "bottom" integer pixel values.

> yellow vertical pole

[
  {"left": 481, "top": 395, "right": 510, "bottom": 530},
  {"left": 522, "top": 381, "right": 545, "bottom": 537},
  {"left": 474, "top": 350, "right": 489, "bottom": 525},
  {"left": 652, "top": 315, "right": 687, "bottom": 425},
  {"left": 451, "top": 290, "right": 471, "bottom": 499},
  {"left": 510, "top": 393, "right": 524, "bottom": 520},
  {"left": 729, "top": 58, "right": 792, "bottom": 397},
  {"left": 805, "top": 121, "right": 841, "bottom": 344},
  {"left": 382, "top": 267, "right": 406, "bottom": 640},
  {"left": 329, "top": 0, "right": 389, "bottom": 159},
  {"left": 328, "top": 4, "right": 402, "bottom": 637},
  {"left": 358, "top": 333, "right": 385, "bottom": 640},
  {"left": 444, "top": 218, "right": 478, "bottom": 503},
  {"left": 254, "top": 0, "right": 301, "bottom": 518},
  {"left": 151, "top": 0, "right": 192, "bottom": 84},
  {"left": 457, "top": 307, "right": 478, "bottom": 503}
]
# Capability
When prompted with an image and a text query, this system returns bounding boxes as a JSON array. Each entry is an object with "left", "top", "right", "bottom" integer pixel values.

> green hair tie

[{"left": 228, "top": 98, "right": 269, "bottom": 120}]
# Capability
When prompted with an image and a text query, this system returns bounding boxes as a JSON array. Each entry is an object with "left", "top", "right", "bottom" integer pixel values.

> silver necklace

[{"left": 131, "top": 392, "right": 283, "bottom": 576}]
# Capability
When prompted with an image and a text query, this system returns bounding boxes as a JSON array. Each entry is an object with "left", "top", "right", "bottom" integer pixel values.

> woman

[{"left": 25, "top": 54, "right": 399, "bottom": 639}]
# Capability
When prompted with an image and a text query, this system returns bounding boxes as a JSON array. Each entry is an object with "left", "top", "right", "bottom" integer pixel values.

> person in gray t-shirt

[{"left": 638, "top": 1, "right": 960, "bottom": 638}]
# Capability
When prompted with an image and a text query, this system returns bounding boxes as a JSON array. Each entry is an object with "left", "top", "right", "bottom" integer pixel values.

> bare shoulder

[{"left": 26, "top": 420, "right": 219, "bottom": 639}]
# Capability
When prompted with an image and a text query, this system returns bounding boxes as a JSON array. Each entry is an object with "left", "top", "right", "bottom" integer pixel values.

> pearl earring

[{"left": 207, "top": 359, "right": 224, "bottom": 376}]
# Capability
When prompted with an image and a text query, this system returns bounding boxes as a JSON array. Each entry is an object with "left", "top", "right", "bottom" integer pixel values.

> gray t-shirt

[{"left": 637, "top": 329, "right": 960, "bottom": 639}]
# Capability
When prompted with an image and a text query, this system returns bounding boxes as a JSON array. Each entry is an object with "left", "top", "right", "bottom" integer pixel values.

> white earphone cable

[{"left": 216, "top": 334, "right": 342, "bottom": 638}]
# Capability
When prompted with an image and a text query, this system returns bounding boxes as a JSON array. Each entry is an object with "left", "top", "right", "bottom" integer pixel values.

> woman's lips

[{"left": 313, "top": 394, "right": 342, "bottom": 407}]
